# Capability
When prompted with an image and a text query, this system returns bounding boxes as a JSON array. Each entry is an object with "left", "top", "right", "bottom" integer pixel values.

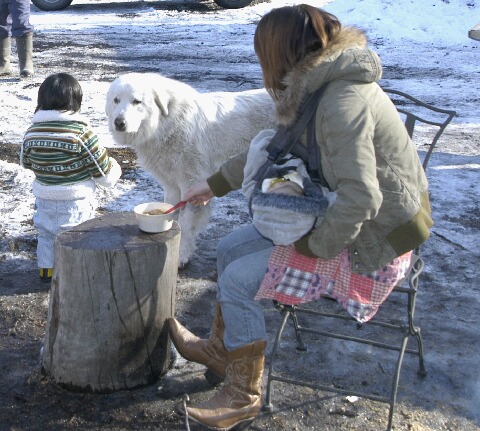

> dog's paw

[
  {"left": 178, "top": 241, "right": 194, "bottom": 270},
  {"left": 178, "top": 257, "right": 190, "bottom": 270}
]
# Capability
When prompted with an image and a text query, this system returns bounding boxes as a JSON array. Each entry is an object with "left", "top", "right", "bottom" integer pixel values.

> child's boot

[{"left": 39, "top": 268, "right": 53, "bottom": 283}]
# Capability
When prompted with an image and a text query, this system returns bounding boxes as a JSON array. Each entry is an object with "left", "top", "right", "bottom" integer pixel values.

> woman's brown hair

[{"left": 254, "top": 4, "right": 341, "bottom": 98}]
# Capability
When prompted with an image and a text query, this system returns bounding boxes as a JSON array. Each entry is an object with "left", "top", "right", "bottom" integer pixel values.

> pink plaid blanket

[{"left": 255, "top": 246, "right": 412, "bottom": 323}]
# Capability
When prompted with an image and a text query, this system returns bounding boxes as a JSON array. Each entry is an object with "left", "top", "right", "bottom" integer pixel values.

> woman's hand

[
  {"left": 183, "top": 181, "right": 214, "bottom": 206},
  {"left": 293, "top": 233, "right": 317, "bottom": 258}
]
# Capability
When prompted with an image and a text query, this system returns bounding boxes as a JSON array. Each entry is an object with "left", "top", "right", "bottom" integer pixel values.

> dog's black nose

[{"left": 114, "top": 117, "right": 126, "bottom": 131}]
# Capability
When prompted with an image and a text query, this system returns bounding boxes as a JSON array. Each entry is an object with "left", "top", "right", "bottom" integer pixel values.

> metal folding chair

[{"left": 263, "top": 89, "right": 456, "bottom": 431}]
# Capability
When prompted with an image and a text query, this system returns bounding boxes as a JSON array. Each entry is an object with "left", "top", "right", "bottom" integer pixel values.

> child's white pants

[{"left": 33, "top": 196, "right": 96, "bottom": 268}]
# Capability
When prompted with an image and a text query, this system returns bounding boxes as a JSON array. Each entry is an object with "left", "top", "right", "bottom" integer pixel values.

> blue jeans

[
  {"left": 216, "top": 224, "right": 274, "bottom": 350},
  {"left": 34, "top": 196, "right": 96, "bottom": 269},
  {"left": 0, "top": 0, "right": 33, "bottom": 38}
]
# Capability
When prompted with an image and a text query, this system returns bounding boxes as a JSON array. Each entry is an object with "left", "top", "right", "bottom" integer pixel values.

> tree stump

[{"left": 41, "top": 211, "right": 181, "bottom": 393}]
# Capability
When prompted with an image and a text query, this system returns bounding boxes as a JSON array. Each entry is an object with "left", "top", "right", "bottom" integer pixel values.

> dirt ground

[
  {"left": 1, "top": 1, "right": 480, "bottom": 431},
  {"left": 1, "top": 139, "right": 479, "bottom": 431}
]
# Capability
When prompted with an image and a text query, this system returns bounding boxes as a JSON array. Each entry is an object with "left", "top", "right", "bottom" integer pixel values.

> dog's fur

[{"left": 106, "top": 72, "right": 276, "bottom": 266}]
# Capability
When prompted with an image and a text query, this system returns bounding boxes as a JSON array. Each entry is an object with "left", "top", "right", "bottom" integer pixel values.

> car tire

[
  {"left": 213, "top": 0, "right": 254, "bottom": 9},
  {"left": 31, "top": 0, "right": 74, "bottom": 11}
]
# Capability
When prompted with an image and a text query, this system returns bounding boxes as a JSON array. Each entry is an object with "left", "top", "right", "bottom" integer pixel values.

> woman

[{"left": 169, "top": 5, "right": 433, "bottom": 430}]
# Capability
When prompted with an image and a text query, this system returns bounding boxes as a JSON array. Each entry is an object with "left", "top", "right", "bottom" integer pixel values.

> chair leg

[
  {"left": 289, "top": 308, "right": 308, "bottom": 351},
  {"left": 407, "top": 288, "right": 427, "bottom": 376},
  {"left": 386, "top": 333, "right": 409, "bottom": 431},
  {"left": 264, "top": 308, "right": 291, "bottom": 412},
  {"left": 411, "top": 326, "right": 427, "bottom": 376},
  {"left": 407, "top": 258, "right": 427, "bottom": 377}
]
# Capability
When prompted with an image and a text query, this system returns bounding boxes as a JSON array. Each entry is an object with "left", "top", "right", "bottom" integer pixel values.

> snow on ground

[{"left": 0, "top": 0, "right": 479, "bottom": 259}]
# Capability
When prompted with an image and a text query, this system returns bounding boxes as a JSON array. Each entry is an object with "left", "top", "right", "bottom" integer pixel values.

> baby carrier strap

[
  {"left": 248, "top": 85, "right": 330, "bottom": 217},
  {"left": 251, "top": 83, "right": 329, "bottom": 188},
  {"left": 304, "top": 106, "right": 330, "bottom": 190}
]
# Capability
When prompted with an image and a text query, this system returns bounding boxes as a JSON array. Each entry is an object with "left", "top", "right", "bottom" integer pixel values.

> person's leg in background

[
  {"left": 0, "top": 0, "right": 12, "bottom": 75},
  {"left": 10, "top": 0, "right": 34, "bottom": 77}
]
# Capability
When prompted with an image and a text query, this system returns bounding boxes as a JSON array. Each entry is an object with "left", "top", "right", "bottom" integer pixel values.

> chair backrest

[{"left": 383, "top": 89, "right": 456, "bottom": 171}]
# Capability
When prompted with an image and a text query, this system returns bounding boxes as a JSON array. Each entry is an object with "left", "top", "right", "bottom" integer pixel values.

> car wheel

[
  {"left": 213, "top": 0, "right": 254, "bottom": 9},
  {"left": 31, "top": 0, "right": 74, "bottom": 11}
]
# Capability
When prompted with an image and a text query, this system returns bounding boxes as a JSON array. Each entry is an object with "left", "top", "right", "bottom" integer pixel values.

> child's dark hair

[{"left": 35, "top": 73, "right": 83, "bottom": 113}]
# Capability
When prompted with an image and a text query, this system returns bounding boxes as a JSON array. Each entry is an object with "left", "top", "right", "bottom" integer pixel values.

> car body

[{"left": 31, "top": 0, "right": 255, "bottom": 11}]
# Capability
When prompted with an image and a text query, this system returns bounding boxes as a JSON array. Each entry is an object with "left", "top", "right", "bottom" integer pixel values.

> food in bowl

[
  {"left": 143, "top": 208, "right": 166, "bottom": 215},
  {"left": 134, "top": 202, "right": 175, "bottom": 233}
]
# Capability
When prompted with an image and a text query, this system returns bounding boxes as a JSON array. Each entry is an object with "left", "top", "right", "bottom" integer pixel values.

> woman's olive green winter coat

[{"left": 208, "top": 27, "right": 433, "bottom": 272}]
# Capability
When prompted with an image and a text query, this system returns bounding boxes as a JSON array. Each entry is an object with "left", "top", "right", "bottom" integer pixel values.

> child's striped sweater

[{"left": 21, "top": 110, "right": 121, "bottom": 200}]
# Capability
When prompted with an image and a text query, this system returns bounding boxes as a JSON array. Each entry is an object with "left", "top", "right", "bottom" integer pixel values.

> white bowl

[{"left": 134, "top": 202, "right": 175, "bottom": 233}]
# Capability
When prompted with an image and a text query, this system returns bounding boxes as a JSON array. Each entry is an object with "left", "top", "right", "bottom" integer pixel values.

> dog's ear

[
  {"left": 105, "top": 86, "right": 113, "bottom": 115},
  {"left": 153, "top": 88, "right": 169, "bottom": 117}
]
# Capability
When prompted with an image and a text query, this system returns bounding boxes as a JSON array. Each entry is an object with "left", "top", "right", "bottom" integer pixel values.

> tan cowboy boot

[
  {"left": 0, "top": 37, "right": 12, "bottom": 76},
  {"left": 181, "top": 339, "right": 266, "bottom": 430},
  {"left": 16, "top": 32, "right": 34, "bottom": 78},
  {"left": 168, "top": 303, "right": 226, "bottom": 385}
]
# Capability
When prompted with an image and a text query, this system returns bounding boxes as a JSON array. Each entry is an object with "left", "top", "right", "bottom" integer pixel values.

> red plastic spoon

[{"left": 162, "top": 200, "right": 187, "bottom": 214}]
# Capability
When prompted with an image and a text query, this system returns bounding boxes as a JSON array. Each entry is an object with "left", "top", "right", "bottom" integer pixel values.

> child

[{"left": 21, "top": 73, "right": 122, "bottom": 283}]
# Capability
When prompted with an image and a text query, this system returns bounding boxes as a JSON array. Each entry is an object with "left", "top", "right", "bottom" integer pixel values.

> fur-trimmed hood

[
  {"left": 275, "top": 27, "right": 383, "bottom": 126},
  {"left": 32, "top": 110, "right": 88, "bottom": 125}
]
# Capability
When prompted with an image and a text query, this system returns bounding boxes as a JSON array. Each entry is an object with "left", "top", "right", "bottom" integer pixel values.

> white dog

[{"left": 105, "top": 72, "right": 276, "bottom": 267}]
